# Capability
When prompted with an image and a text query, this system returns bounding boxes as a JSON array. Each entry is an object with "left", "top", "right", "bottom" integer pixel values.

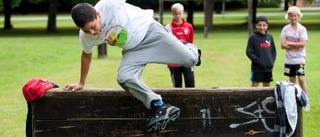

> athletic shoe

[
  {"left": 195, "top": 49, "right": 201, "bottom": 66},
  {"left": 146, "top": 104, "right": 180, "bottom": 132},
  {"left": 182, "top": 42, "right": 201, "bottom": 66}
]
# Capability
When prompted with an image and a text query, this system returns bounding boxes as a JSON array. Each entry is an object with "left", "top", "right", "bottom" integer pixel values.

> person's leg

[
  {"left": 250, "top": 71, "right": 260, "bottom": 87},
  {"left": 169, "top": 68, "right": 175, "bottom": 87},
  {"left": 171, "top": 67, "right": 183, "bottom": 88},
  {"left": 262, "top": 72, "right": 272, "bottom": 87},
  {"left": 117, "top": 62, "right": 161, "bottom": 109},
  {"left": 284, "top": 64, "right": 297, "bottom": 83},
  {"left": 138, "top": 21, "right": 198, "bottom": 67},
  {"left": 251, "top": 82, "right": 259, "bottom": 87},
  {"left": 118, "top": 62, "right": 180, "bottom": 132},
  {"left": 262, "top": 82, "right": 270, "bottom": 87},
  {"left": 26, "top": 102, "right": 32, "bottom": 137},
  {"left": 297, "top": 64, "right": 307, "bottom": 93},
  {"left": 289, "top": 77, "right": 296, "bottom": 83},
  {"left": 117, "top": 21, "right": 194, "bottom": 108},
  {"left": 118, "top": 21, "right": 187, "bottom": 132},
  {"left": 118, "top": 21, "right": 192, "bottom": 109},
  {"left": 298, "top": 76, "right": 307, "bottom": 93},
  {"left": 183, "top": 67, "right": 195, "bottom": 88}
]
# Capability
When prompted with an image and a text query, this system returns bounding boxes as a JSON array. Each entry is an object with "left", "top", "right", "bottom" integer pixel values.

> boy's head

[
  {"left": 71, "top": 3, "right": 102, "bottom": 35},
  {"left": 255, "top": 16, "right": 268, "bottom": 34},
  {"left": 256, "top": 16, "right": 268, "bottom": 24},
  {"left": 285, "top": 6, "right": 303, "bottom": 22},
  {"left": 171, "top": 3, "right": 184, "bottom": 22}
]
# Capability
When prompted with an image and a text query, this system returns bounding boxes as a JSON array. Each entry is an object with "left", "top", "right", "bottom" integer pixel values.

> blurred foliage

[
  {"left": 0, "top": 0, "right": 21, "bottom": 11},
  {"left": 0, "top": 0, "right": 100, "bottom": 12},
  {"left": 0, "top": 0, "right": 317, "bottom": 13},
  {"left": 257, "top": 0, "right": 282, "bottom": 7}
]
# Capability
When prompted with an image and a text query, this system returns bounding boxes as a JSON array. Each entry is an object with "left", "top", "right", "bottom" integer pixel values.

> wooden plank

[{"left": 32, "top": 87, "right": 302, "bottom": 137}]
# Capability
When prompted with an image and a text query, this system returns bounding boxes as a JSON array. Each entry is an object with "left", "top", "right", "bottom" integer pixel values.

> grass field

[{"left": 0, "top": 8, "right": 319, "bottom": 136}]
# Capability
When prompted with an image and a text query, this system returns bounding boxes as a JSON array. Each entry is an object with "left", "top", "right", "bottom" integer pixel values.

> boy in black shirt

[{"left": 246, "top": 16, "right": 277, "bottom": 87}]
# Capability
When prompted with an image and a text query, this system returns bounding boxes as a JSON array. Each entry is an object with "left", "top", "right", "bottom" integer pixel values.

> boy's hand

[
  {"left": 106, "top": 36, "right": 114, "bottom": 45},
  {"left": 64, "top": 82, "right": 83, "bottom": 91}
]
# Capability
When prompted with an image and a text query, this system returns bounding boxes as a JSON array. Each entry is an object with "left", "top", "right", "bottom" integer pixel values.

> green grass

[{"left": 0, "top": 8, "right": 320, "bottom": 136}]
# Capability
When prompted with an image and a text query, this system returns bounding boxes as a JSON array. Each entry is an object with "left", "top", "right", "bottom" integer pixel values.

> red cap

[{"left": 22, "top": 78, "right": 55, "bottom": 102}]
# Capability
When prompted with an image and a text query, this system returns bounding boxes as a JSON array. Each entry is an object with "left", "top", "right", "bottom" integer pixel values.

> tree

[
  {"left": 203, "top": 0, "right": 214, "bottom": 38},
  {"left": 1, "top": 0, "right": 21, "bottom": 29},
  {"left": 248, "top": 0, "right": 258, "bottom": 34},
  {"left": 45, "top": 0, "right": 99, "bottom": 32},
  {"left": 284, "top": 0, "right": 314, "bottom": 10},
  {"left": 0, "top": 0, "right": 99, "bottom": 31},
  {"left": 25, "top": 0, "right": 58, "bottom": 32},
  {"left": 187, "top": 1, "right": 195, "bottom": 26},
  {"left": 0, "top": 0, "right": 43, "bottom": 29},
  {"left": 284, "top": 0, "right": 296, "bottom": 10},
  {"left": 47, "top": 0, "right": 57, "bottom": 32},
  {"left": 2, "top": 0, "right": 13, "bottom": 29}
]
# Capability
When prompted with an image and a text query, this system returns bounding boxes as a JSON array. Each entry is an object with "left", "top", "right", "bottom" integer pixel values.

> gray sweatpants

[{"left": 117, "top": 20, "right": 198, "bottom": 109}]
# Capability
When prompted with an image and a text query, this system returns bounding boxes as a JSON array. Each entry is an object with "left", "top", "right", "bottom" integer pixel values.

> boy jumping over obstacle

[{"left": 64, "top": 0, "right": 199, "bottom": 132}]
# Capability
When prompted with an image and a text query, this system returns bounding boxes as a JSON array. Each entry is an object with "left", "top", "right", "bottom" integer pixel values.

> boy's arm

[
  {"left": 79, "top": 51, "right": 92, "bottom": 86},
  {"left": 281, "top": 37, "right": 305, "bottom": 50},
  {"left": 286, "top": 38, "right": 306, "bottom": 48},
  {"left": 271, "top": 37, "right": 277, "bottom": 62},
  {"left": 246, "top": 37, "right": 259, "bottom": 63},
  {"left": 64, "top": 51, "right": 92, "bottom": 91},
  {"left": 189, "top": 24, "right": 194, "bottom": 43},
  {"left": 281, "top": 37, "right": 291, "bottom": 49}
]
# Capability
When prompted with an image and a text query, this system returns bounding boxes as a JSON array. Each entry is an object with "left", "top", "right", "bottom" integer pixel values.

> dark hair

[
  {"left": 71, "top": 3, "right": 97, "bottom": 27},
  {"left": 255, "top": 16, "right": 268, "bottom": 24}
]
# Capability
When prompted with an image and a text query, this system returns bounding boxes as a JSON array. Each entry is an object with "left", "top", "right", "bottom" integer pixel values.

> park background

[{"left": 1, "top": 0, "right": 319, "bottom": 136}]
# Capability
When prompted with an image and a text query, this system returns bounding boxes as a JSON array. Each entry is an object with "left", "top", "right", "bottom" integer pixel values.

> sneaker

[
  {"left": 195, "top": 49, "right": 201, "bottom": 66},
  {"left": 183, "top": 42, "right": 201, "bottom": 66},
  {"left": 146, "top": 104, "right": 180, "bottom": 132}
]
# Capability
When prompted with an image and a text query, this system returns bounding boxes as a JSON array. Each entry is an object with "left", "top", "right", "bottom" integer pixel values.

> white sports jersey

[
  {"left": 79, "top": 0, "right": 154, "bottom": 53},
  {"left": 280, "top": 23, "right": 308, "bottom": 64}
]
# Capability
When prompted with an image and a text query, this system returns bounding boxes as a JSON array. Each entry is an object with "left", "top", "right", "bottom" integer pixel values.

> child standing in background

[
  {"left": 166, "top": 3, "right": 195, "bottom": 88},
  {"left": 280, "top": 6, "right": 308, "bottom": 94},
  {"left": 246, "top": 16, "right": 277, "bottom": 87}
]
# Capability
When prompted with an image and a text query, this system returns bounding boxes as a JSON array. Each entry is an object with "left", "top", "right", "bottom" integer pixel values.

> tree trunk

[
  {"left": 203, "top": 0, "right": 214, "bottom": 38},
  {"left": 187, "top": 1, "right": 194, "bottom": 26},
  {"left": 293, "top": 0, "right": 297, "bottom": 5},
  {"left": 47, "top": 0, "right": 57, "bottom": 32},
  {"left": 248, "top": 0, "right": 253, "bottom": 36},
  {"left": 247, "top": 0, "right": 258, "bottom": 36},
  {"left": 97, "top": 43, "right": 107, "bottom": 59},
  {"left": 158, "top": 0, "right": 164, "bottom": 24},
  {"left": 3, "top": 0, "right": 13, "bottom": 29},
  {"left": 252, "top": 0, "right": 257, "bottom": 26},
  {"left": 284, "top": 0, "right": 289, "bottom": 10}
]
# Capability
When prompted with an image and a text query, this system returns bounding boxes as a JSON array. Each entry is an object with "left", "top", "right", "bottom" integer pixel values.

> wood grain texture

[{"left": 32, "top": 87, "right": 302, "bottom": 137}]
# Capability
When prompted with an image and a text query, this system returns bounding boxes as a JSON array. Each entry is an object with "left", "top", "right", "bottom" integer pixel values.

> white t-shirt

[
  {"left": 280, "top": 23, "right": 308, "bottom": 64},
  {"left": 79, "top": 0, "right": 154, "bottom": 53}
]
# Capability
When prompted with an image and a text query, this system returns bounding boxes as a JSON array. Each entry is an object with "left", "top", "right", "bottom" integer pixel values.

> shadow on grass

[
  {"left": 1, "top": 22, "right": 319, "bottom": 37},
  {"left": 0, "top": 27, "right": 79, "bottom": 37},
  {"left": 194, "top": 22, "right": 320, "bottom": 33}
]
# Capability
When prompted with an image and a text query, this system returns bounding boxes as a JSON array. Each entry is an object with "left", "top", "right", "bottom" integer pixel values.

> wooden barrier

[{"left": 32, "top": 88, "right": 302, "bottom": 137}]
